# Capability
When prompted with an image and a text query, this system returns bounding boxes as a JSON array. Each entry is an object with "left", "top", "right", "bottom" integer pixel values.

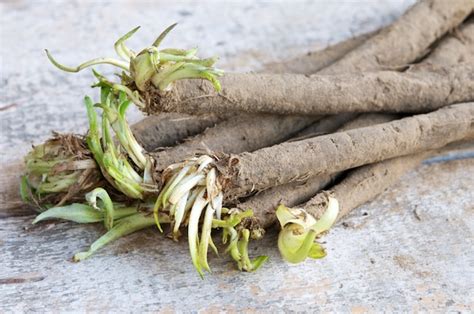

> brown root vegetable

[
  {"left": 287, "top": 136, "right": 473, "bottom": 226},
  {"left": 139, "top": 0, "right": 473, "bottom": 116},
  {"left": 155, "top": 103, "right": 473, "bottom": 236},
  {"left": 131, "top": 28, "right": 368, "bottom": 151},
  {"left": 261, "top": 30, "right": 376, "bottom": 74},
  {"left": 291, "top": 113, "right": 357, "bottom": 140},
  {"left": 231, "top": 19, "right": 474, "bottom": 234},
  {"left": 144, "top": 64, "right": 474, "bottom": 116},
  {"left": 235, "top": 113, "right": 397, "bottom": 236},
  {"left": 147, "top": 30, "right": 377, "bottom": 170},
  {"left": 422, "top": 17, "right": 474, "bottom": 65},
  {"left": 302, "top": 153, "right": 430, "bottom": 222},
  {"left": 153, "top": 104, "right": 472, "bottom": 272},
  {"left": 131, "top": 113, "right": 220, "bottom": 152},
  {"left": 151, "top": 114, "right": 317, "bottom": 172},
  {"left": 134, "top": 24, "right": 376, "bottom": 161},
  {"left": 139, "top": 3, "right": 473, "bottom": 166},
  {"left": 222, "top": 103, "right": 473, "bottom": 201},
  {"left": 318, "top": 0, "right": 474, "bottom": 74}
]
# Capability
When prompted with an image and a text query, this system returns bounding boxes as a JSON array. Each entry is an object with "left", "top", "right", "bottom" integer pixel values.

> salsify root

[
  {"left": 241, "top": 17, "right": 474, "bottom": 240},
  {"left": 235, "top": 113, "right": 397, "bottom": 238},
  {"left": 317, "top": 0, "right": 473, "bottom": 74},
  {"left": 222, "top": 103, "right": 473, "bottom": 200},
  {"left": 142, "top": 64, "right": 474, "bottom": 116},
  {"left": 151, "top": 114, "right": 317, "bottom": 172},
  {"left": 261, "top": 30, "right": 376, "bottom": 74},
  {"left": 155, "top": 103, "right": 473, "bottom": 233},
  {"left": 131, "top": 113, "right": 221, "bottom": 152},
  {"left": 45, "top": 0, "right": 472, "bottom": 170},
  {"left": 275, "top": 152, "right": 431, "bottom": 263}
]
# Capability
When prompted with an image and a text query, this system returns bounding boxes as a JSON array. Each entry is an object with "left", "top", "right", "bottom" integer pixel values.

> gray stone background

[{"left": 1, "top": 0, "right": 473, "bottom": 312}]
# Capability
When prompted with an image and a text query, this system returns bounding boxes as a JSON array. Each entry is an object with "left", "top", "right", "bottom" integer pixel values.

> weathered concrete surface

[{"left": 2, "top": 0, "right": 473, "bottom": 312}]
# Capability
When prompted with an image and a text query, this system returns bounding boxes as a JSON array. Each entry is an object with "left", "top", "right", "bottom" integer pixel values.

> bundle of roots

[{"left": 22, "top": 0, "right": 474, "bottom": 277}]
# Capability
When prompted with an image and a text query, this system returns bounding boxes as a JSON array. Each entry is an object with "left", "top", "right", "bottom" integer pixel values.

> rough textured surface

[
  {"left": 262, "top": 31, "right": 375, "bottom": 74},
  {"left": 2, "top": 0, "right": 474, "bottom": 312},
  {"left": 318, "top": 0, "right": 474, "bottom": 74},
  {"left": 147, "top": 64, "right": 474, "bottom": 116},
  {"left": 152, "top": 114, "right": 316, "bottom": 172},
  {"left": 237, "top": 114, "right": 396, "bottom": 232},
  {"left": 229, "top": 104, "right": 474, "bottom": 199},
  {"left": 131, "top": 113, "right": 221, "bottom": 152}
]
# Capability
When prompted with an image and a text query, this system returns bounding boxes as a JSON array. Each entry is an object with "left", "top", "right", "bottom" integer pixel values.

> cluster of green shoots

[
  {"left": 46, "top": 24, "right": 224, "bottom": 109},
  {"left": 84, "top": 82, "right": 156, "bottom": 199},
  {"left": 276, "top": 196, "right": 339, "bottom": 263},
  {"left": 27, "top": 24, "right": 340, "bottom": 276},
  {"left": 21, "top": 133, "right": 100, "bottom": 209},
  {"left": 32, "top": 187, "right": 166, "bottom": 261},
  {"left": 29, "top": 84, "right": 266, "bottom": 275}
]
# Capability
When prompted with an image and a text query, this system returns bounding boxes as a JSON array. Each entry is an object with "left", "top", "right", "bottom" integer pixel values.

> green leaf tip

[
  {"left": 73, "top": 212, "right": 158, "bottom": 262},
  {"left": 276, "top": 197, "right": 339, "bottom": 264},
  {"left": 45, "top": 49, "right": 129, "bottom": 72},
  {"left": 32, "top": 203, "right": 103, "bottom": 224},
  {"left": 85, "top": 188, "right": 115, "bottom": 230},
  {"left": 114, "top": 26, "right": 141, "bottom": 61}
]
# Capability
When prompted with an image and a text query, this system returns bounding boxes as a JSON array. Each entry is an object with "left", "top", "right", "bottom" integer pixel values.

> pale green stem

[
  {"left": 73, "top": 213, "right": 161, "bottom": 261},
  {"left": 86, "top": 188, "right": 115, "bottom": 230},
  {"left": 45, "top": 49, "right": 129, "bottom": 72}
]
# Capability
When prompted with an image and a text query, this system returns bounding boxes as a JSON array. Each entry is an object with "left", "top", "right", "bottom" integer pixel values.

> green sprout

[
  {"left": 276, "top": 196, "right": 339, "bottom": 264},
  {"left": 213, "top": 209, "right": 268, "bottom": 273},
  {"left": 46, "top": 24, "right": 224, "bottom": 108},
  {"left": 31, "top": 188, "right": 168, "bottom": 261},
  {"left": 83, "top": 87, "right": 157, "bottom": 199}
]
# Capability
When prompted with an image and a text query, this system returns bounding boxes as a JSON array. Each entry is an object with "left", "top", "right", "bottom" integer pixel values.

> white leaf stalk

[
  {"left": 276, "top": 196, "right": 339, "bottom": 264},
  {"left": 153, "top": 155, "right": 267, "bottom": 276},
  {"left": 46, "top": 24, "right": 223, "bottom": 108}
]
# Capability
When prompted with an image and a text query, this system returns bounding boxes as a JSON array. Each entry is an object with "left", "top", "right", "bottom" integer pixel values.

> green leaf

[
  {"left": 20, "top": 176, "right": 32, "bottom": 204},
  {"left": 114, "top": 26, "right": 140, "bottom": 60},
  {"left": 309, "top": 197, "right": 339, "bottom": 234},
  {"left": 308, "top": 243, "right": 326, "bottom": 260},
  {"left": 33, "top": 203, "right": 103, "bottom": 224},
  {"left": 152, "top": 23, "right": 178, "bottom": 47},
  {"left": 45, "top": 49, "right": 129, "bottom": 72},
  {"left": 276, "top": 197, "right": 339, "bottom": 264},
  {"left": 86, "top": 188, "right": 115, "bottom": 230},
  {"left": 73, "top": 213, "right": 157, "bottom": 261},
  {"left": 277, "top": 228, "right": 317, "bottom": 264},
  {"left": 251, "top": 256, "right": 269, "bottom": 271}
]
